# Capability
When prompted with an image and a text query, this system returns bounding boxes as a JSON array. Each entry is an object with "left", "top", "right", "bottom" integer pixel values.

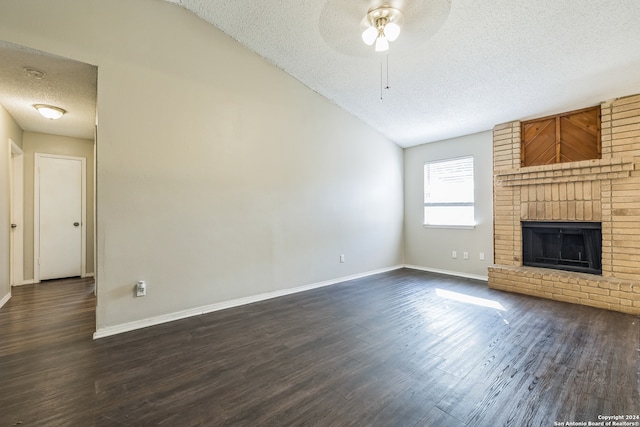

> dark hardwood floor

[{"left": 1, "top": 269, "right": 638, "bottom": 426}]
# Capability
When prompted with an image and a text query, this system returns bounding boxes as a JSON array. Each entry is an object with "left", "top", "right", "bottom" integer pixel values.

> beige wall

[
  {"left": 0, "top": 104, "right": 23, "bottom": 305},
  {"left": 22, "top": 132, "right": 94, "bottom": 281},
  {"left": 0, "top": 0, "right": 404, "bottom": 333},
  {"left": 404, "top": 131, "right": 494, "bottom": 279}
]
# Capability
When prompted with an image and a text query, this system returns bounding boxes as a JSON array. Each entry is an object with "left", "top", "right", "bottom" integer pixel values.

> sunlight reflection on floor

[{"left": 436, "top": 288, "right": 506, "bottom": 311}]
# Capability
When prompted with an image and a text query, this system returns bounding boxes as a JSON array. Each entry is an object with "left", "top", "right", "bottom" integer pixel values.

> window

[{"left": 424, "top": 156, "right": 474, "bottom": 227}]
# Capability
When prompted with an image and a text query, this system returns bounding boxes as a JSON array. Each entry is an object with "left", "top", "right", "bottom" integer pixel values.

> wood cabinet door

[{"left": 521, "top": 106, "right": 600, "bottom": 167}]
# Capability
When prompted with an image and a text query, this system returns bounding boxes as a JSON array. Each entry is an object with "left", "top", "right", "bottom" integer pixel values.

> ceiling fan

[
  {"left": 361, "top": 5, "right": 404, "bottom": 52},
  {"left": 319, "top": 0, "right": 452, "bottom": 57}
]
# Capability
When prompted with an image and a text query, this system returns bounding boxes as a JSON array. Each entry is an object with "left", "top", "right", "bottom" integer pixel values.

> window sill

[{"left": 423, "top": 224, "right": 476, "bottom": 230}]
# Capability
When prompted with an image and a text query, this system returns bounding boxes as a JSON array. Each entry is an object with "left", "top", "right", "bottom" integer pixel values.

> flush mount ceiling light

[
  {"left": 361, "top": 5, "right": 403, "bottom": 52},
  {"left": 33, "top": 104, "right": 66, "bottom": 120}
]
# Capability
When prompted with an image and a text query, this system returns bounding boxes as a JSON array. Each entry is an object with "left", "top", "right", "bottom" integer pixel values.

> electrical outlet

[
  {"left": 463, "top": 251, "right": 469, "bottom": 260},
  {"left": 136, "top": 281, "right": 146, "bottom": 297},
  {"left": 452, "top": 250, "right": 457, "bottom": 259},
  {"left": 479, "top": 252, "right": 485, "bottom": 261},
  {"left": 340, "top": 254, "right": 345, "bottom": 263}
]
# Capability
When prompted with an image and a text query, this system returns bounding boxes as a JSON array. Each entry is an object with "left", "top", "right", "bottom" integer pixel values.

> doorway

[
  {"left": 34, "top": 153, "right": 86, "bottom": 282},
  {"left": 0, "top": 40, "right": 97, "bottom": 336}
]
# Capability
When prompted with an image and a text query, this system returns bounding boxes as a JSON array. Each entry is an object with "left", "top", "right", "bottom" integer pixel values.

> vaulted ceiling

[
  {"left": 167, "top": 0, "right": 640, "bottom": 147},
  {"left": 1, "top": 1, "right": 640, "bottom": 147}
]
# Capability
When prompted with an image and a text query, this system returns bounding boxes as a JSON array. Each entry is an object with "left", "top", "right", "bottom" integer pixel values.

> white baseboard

[
  {"left": 82, "top": 273, "right": 95, "bottom": 278},
  {"left": 12, "top": 279, "right": 35, "bottom": 287},
  {"left": 404, "top": 264, "right": 488, "bottom": 282},
  {"left": 93, "top": 265, "right": 404, "bottom": 339},
  {"left": 16, "top": 276, "right": 92, "bottom": 285},
  {"left": 0, "top": 292, "right": 11, "bottom": 309}
]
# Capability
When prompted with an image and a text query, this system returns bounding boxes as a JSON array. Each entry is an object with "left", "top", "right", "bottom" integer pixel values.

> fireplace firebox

[{"left": 522, "top": 222, "right": 602, "bottom": 275}]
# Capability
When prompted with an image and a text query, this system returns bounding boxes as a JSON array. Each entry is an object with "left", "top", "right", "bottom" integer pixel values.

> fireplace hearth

[{"left": 522, "top": 222, "right": 602, "bottom": 275}]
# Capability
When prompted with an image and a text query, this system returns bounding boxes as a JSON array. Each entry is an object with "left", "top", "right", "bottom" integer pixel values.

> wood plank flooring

[{"left": 0, "top": 269, "right": 638, "bottom": 426}]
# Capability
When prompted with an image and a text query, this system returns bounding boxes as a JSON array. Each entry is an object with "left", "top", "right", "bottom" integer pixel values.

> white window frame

[{"left": 423, "top": 156, "right": 475, "bottom": 229}]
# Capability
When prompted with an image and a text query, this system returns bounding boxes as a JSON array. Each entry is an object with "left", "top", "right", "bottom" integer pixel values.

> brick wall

[{"left": 489, "top": 94, "right": 640, "bottom": 315}]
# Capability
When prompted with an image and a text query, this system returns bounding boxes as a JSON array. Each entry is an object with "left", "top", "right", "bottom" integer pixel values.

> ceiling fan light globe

[
  {"left": 385, "top": 22, "right": 401, "bottom": 42},
  {"left": 375, "top": 36, "right": 389, "bottom": 52},
  {"left": 362, "top": 27, "right": 378, "bottom": 45}
]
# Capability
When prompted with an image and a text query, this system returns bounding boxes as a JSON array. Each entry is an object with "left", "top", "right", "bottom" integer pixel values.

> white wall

[
  {"left": 404, "top": 131, "right": 493, "bottom": 280},
  {"left": 0, "top": 104, "right": 23, "bottom": 307},
  {"left": 22, "top": 132, "right": 94, "bottom": 281},
  {"left": 0, "top": 0, "right": 404, "bottom": 333}
]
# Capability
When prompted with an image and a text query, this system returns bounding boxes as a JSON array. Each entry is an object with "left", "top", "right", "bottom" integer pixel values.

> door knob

[
  {"left": 11, "top": 224, "right": 17, "bottom": 229},
  {"left": 73, "top": 222, "right": 80, "bottom": 227}
]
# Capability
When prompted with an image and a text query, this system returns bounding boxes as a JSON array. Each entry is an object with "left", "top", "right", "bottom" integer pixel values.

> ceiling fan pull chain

[
  {"left": 379, "top": 53, "right": 393, "bottom": 101},
  {"left": 385, "top": 53, "right": 390, "bottom": 90},
  {"left": 380, "top": 60, "right": 384, "bottom": 101}
]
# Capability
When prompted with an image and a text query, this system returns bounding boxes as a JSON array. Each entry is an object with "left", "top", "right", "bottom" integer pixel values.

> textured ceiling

[
  {"left": 0, "top": 41, "right": 97, "bottom": 140},
  {"left": 167, "top": 0, "right": 640, "bottom": 147},
  {"left": 2, "top": 2, "right": 640, "bottom": 147}
]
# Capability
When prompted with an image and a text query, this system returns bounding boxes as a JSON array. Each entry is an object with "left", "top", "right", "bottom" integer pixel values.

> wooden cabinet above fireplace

[{"left": 521, "top": 105, "right": 601, "bottom": 167}]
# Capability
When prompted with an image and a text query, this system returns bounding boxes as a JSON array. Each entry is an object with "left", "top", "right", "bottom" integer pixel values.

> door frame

[
  {"left": 34, "top": 153, "right": 87, "bottom": 283},
  {"left": 9, "top": 139, "right": 24, "bottom": 287}
]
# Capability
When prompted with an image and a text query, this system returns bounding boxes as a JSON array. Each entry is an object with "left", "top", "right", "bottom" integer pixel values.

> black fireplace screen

[{"left": 522, "top": 222, "right": 602, "bottom": 275}]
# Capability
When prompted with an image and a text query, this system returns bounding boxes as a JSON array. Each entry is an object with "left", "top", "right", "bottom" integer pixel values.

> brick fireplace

[{"left": 488, "top": 94, "right": 640, "bottom": 315}]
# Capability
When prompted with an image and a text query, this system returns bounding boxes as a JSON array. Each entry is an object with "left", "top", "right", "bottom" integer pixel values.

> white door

[
  {"left": 10, "top": 140, "right": 24, "bottom": 286},
  {"left": 36, "top": 154, "right": 86, "bottom": 281}
]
